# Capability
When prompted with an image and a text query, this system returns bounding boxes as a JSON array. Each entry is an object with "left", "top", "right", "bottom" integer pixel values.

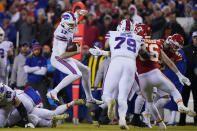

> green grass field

[{"left": 1, "top": 124, "right": 197, "bottom": 131}]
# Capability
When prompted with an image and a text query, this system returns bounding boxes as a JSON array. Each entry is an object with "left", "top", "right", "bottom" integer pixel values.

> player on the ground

[
  {"left": 2, "top": 85, "right": 85, "bottom": 128},
  {"left": 0, "top": 27, "right": 13, "bottom": 84},
  {"left": 90, "top": 19, "right": 149, "bottom": 130},
  {"left": 0, "top": 83, "right": 33, "bottom": 128},
  {"left": 135, "top": 24, "right": 196, "bottom": 129},
  {"left": 46, "top": 10, "right": 103, "bottom": 105}
]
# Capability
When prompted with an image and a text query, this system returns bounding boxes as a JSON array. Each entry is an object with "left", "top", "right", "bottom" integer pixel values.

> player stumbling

[{"left": 47, "top": 10, "right": 103, "bottom": 105}]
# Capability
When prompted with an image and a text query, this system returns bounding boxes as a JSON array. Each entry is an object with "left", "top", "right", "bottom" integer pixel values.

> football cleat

[
  {"left": 73, "top": 99, "right": 86, "bottom": 106},
  {"left": 107, "top": 99, "right": 116, "bottom": 120},
  {"left": 52, "top": 114, "right": 69, "bottom": 128},
  {"left": 119, "top": 117, "right": 129, "bottom": 130},
  {"left": 159, "top": 121, "right": 167, "bottom": 130},
  {"left": 47, "top": 90, "right": 59, "bottom": 102},
  {"left": 178, "top": 104, "right": 197, "bottom": 117},
  {"left": 86, "top": 98, "right": 104, "bottom": 107}
]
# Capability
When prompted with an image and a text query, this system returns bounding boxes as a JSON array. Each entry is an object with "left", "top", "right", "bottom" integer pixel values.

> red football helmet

[
  {"left": 166, "top": 34, "right": 184, "bottom": 50},
  {"left": 134, "top": 24, "right": 152, "bottom": 39}
]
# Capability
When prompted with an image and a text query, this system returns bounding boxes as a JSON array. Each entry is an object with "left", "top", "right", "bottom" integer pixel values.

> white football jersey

[
  {"left": 106, "top": 31, "right": 144, "bottom": 59},
  {"left": 0, "top": 41, "right": 13, "bottom": 72},
  {"left": 0, "top": 84, "right": 16, "bottom": 106},
  {"left": 52, "top": 24, "right": 74, "bottom": 56}
]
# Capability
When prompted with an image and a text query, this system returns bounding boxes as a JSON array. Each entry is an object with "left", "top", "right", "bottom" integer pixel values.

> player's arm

[
  {"left": 94, "top": 60, "right": 105, "bottom": 90},
  {"left": 160, "top": 49, "right": 191, "bottom": 86},
  {"left": 14, "top": 96, "right": 29, "bottom": 124},
  {"left": 89, "top": 39, "right": 111, "bottom": 56},
  {"left": 59, "top": 42, "right": 81, "bottom": 59}
]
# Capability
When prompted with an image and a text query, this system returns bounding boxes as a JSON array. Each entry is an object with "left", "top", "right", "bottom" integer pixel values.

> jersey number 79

[{"left": 114, "top": 37, "right": 136, "bottom": 53}]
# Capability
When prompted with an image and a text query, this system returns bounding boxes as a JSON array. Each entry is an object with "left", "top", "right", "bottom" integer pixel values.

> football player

[
  {"left": 0, "top": 83, "right": 32, "bottom": 127},
  {"left": 134, "top": 24, "right": 196, "bottom": 129},
  {"left": 89, "top": 19, "right": 149, "bottom": 129},
  {"left": 0, "top": 27, "right": 13, "bottom": 84},
  {"left": 46, "top": 10, "right": 103, "bottom": 105},
  {"left": 3, "top": 85, "right": 85, "bottom": 128}
]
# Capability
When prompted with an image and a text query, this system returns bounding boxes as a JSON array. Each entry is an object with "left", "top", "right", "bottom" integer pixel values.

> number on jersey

[
  {"left": 0, "top": 48, "right": 4, "bottom": 58},
  {"left": 144, "top": 44, "right": 159, "bottom": 62},
  {"left": 114, "top": 37, "right": 136, "bottom": 53}
]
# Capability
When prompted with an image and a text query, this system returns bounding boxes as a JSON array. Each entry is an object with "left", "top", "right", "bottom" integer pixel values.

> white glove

[
  {"left": 89, "top": 46, "right": 102, "bottom": 56},
  {"left": 25, "top": 123, "right": 35, "bottom": 128},
  {"left": 76, "top": 43, "right": 81, "bottom": 53},
  {"left": 79, "top": 10, "right": 88, "bottom": 16},
  {"left": 89, "top": 46, "right": 109, "bottom": 56},
  {"left": 176, "top": 72, "right": 191, "bottom": 86}
]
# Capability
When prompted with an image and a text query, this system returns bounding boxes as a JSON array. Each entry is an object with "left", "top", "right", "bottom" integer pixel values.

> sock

[
  {"left": 168, "top": 111, "right": 176, "bottom": 124},
  {"left": 134, "top": 95, "right": 145, "bottom": 114},
  {"left": 168, "top": 87, "right": 183, "bottom": 105},
  {"left": 147, "top": 102, "right": 162, "bottom": 122},
  {"left": 81, "top": 70, "right": 93, "bottom": 100},
  {"left": 155, "top": 97, "right": 170, "bottom": 119},
  {"left": 54, "top": 104, "right": 68, "bottom": 116},
  {"left": 54, "top": 74, "right": 80, "bottom": 93}
]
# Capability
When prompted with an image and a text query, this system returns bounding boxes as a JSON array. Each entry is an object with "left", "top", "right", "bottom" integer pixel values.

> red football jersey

[
  {"left": 137, "top": 39, "right": 164, "bottom": 74},
  {"left": 163, "top": 48, "right": 182, "bottom": 63}
]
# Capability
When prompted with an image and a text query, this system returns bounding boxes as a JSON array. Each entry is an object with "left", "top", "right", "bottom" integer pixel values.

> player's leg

[
  {"left": 130, "top": 76, "right": 147, "bottom": 127},
  {"left": 117, "top": 62, "right": 136, "bottom": 130},
  {"left": 102, "top": 60, "right": 121, "bottom": 121},
  {"left": 139, "top": 73, "right": 166, "bottom": 129},
  {"left": 31, "top": 99, "right": 85, "bottom": 120},
  {"left": 48, "top": 56, "right": 82, "bottom": 101},
  {"left": 73, "top": 59, "right": 103, "bottom": 105},
  {"left": 157, "top": 70, "right": 196, "bottom": 117},
  {"left": 155, "top": 90, "right": 171, "bottom": 119},
  {"left": 6, "top": 108, "right": 21, "bottom": 127},
  {"left": 0, "top": 106, "right": 12, "bottom": 127}
]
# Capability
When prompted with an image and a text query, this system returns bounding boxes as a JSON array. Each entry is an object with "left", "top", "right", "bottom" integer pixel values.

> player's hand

[
  {"left": 76, "top": 43, "right": 81, "bottom": 53},
  {"left": 78, "top": 10, "right": 88, "bottom": 16},
  {"left": 89, "top": 46, "right": 102, "bottom": 56},
  {"left": 176, "top": 72, "right": 191, "bottom": 86}
]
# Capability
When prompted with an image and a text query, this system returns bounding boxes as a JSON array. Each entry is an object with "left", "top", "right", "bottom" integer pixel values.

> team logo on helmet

[
  {"left": 0, "top": 87, "right": 4, "bottom": 93},
  {"left": 62, "top": 14, "right": 70, "bottom": 20}
]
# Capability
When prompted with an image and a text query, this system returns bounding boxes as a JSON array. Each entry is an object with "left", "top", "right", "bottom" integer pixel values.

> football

[{"left": 66, "top": 42, "right": 80, "bottom": 52}]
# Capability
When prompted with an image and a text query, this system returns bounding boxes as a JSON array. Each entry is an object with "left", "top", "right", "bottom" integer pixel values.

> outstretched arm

[{"left": 160, "top": 49, "right": 191, "bottom": 86}]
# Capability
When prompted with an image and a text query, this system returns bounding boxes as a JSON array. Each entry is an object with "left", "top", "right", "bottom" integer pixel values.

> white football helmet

[
  {"left": 117, "top": 19, "right": 134, "bottom": 33},
  {"left": 60, "top": 12, "right": 77, "bottom": 33},
  {"left": 0, "top": 83, "right": 6, "bottom": 101},
  {"left": 0, "top": 27, "right": 5, "bottom": 42}
]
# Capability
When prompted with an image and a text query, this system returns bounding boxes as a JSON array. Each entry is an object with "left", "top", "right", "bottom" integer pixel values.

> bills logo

[
  {"left": 0, "top": 87, "right": 4, "bottom": 93},
  {"left": 62, "top": 14, "right": 70, "bottom": 20}
]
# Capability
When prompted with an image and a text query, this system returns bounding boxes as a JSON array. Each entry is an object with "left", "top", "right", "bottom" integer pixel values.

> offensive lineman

[
  {"left": 90, "top": 19, "right": 149, "bottom": 129},
  {"left": 0, "top": 27, "right": 13, "bottom": 84},
  {"left": 46, "top": 10, "right": 102, "bottom": 105}
]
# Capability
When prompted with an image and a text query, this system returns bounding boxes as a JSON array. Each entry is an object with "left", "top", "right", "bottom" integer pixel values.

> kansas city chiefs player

[{"left": 135, "top": 24, "right": 196, "bottom": 129}]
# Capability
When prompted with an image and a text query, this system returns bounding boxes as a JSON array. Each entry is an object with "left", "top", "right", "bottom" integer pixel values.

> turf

[{"left": 1, "top": 124, "right": 197, "bottom": 131}]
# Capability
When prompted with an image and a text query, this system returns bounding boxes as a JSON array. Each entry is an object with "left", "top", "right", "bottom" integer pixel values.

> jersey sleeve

[
  {"left": 41, "top": 57, "right": 47, "bottom": 67},
  {"left": 105, "top": 31, "right": 110, "bottom": 39},
  {"left": 25, "top": 57, "right": 31, "bottom": 66},
  {"left": 5, "top": 41, "right": 13, "bottom": 51}
]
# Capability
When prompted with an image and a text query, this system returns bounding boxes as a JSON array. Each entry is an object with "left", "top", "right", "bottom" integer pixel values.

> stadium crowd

[{"left": 0, "top": 0, "right": 197, "bottom": 127}]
